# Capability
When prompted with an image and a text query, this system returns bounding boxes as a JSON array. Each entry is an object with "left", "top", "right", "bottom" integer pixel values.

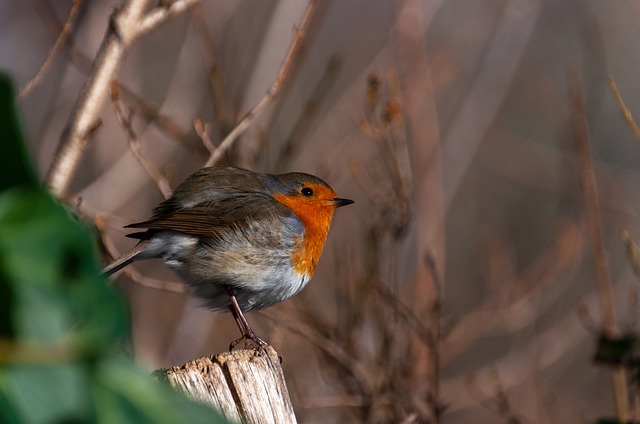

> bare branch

[
  {"left": 568, "top": 68, "right": 630, "bottom": 422},
  {"left": 137, "top": 0, "right": 201, "bottom": 36},
  {"left": 204, "top": 0, "right": 318, "bottom": 167},
  {"left": 46, "top": 0, "right": 197, "bottom": 197},
  {"left": 193, "top": 118, "right": 216, "bottom": 154},
  {"left": 259, "top": 309, "right": 374, "bottom": 392},
  {"left": 110, "top": 81, "right": 173, "bottom": 199},
  {"left": 189, "top": 2, "right": 234, "bottom": 138},
  {"left": 608, "top": 75, "right": 640, "bottom": 143},
  {"left": 368, "top": 277, "right": 436, "bottom": 349},
  {"left": 121, "top": 87, "right": 207, "bottom": 157},
  {"left": 46, "top": 0, "right": 153, "bottom": 197},
  {"left": 38, "top": 7, "right": 203, "bottom": 158},
  {"left": 18, "top": 0, "right": 85, "bottom": 102},
  {"left": 466, "top": 369, "right": 524, "bottom": 424}
]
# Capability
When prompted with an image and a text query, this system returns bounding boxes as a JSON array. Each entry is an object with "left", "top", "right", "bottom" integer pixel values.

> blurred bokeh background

[{"left": 3, "top": 0, "right": 640, "bottom": 422}]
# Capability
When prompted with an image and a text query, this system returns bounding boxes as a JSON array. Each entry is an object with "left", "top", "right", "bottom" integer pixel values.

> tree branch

[
  {"left": 18, "top": 0, "right": 85, "bottom": 102},
  {"left": 46, "top": 0, "right": 196, "bottom": 198},
  {"left": 204, "top": 0, "right": 318, "bottom": 167}
]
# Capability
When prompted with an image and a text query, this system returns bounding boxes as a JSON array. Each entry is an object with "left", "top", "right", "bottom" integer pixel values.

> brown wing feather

[
  {"left": 126, "top": 194, "right": 296, "bottom": 239},
  {"left": 126, "top": 206, "right": 227, "bottom": 237}
]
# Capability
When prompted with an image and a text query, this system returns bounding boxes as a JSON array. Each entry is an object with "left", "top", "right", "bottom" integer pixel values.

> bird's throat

[{"left": 273, "top": 194, "right": 335, "bottom": 277}]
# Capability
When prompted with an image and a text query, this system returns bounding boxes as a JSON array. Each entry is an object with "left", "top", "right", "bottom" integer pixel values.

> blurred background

[{"left": 2, "top": 0, "right": 640, "bottom": 422}]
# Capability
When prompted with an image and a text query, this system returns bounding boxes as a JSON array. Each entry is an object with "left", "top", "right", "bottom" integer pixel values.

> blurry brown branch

[
  {"left": 367, "top": 276, "right": 436, "bottom": 349},
  {"left": 354, "top": 71, "right": 414, "bottom": 236},
  {"left": 193, "top": 118, "right": 217, "bottom": 154},
  {"left": 110, "top": 81, "right": 173, "bottom": 199},
  {"left": 569, "top": 70, "right": 618, "bottom": 336},
  {"left": 298, "top": 68, "right": 443, "bottom": 422},
  {"left": 622, "top": 231, "right": 640, "bottom": 279},
  {"left": 18, "top": 0, "right": 85, "bottom": 102},
  {"left": 128, "top": 91, "right": 208, "bottom": 158},
  {"left": 260, "top": 310, "right": 373, "bottom": 390},
  {"left": 40, "top": 8, "right": 202, "bottom": 158},
  {"left": 297, "top": 394, "right": 369, "bottom": 410},
  {"left": 609, "top": 75, "right": 640, "bottom": 143},
  {"left": 440, "top": 0, "right": 541, "bottom": 208},
  {"left": 446, "top": 219, "right": 583, "bottom": 366},
  {"left": 46, "top": 0, "right": 198, "bottom": 198},
  {"left": 204, "top": 0, "right": 318, "bottom": 167},
  {"left": 189, "top": 2, "right": 234, "bottom": 140},
  {"left": 466, "top": 370, "right": 523, "bottom": 424},
  {"left": 275, "top": 54, "right": 342, "bottom": 170},
  {"left": 568, "top": 69, "right": 630, "bottom": 422}
]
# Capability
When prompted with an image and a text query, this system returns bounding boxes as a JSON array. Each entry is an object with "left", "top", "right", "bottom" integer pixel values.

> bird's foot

[{"left": 229, "top": 331, "right": 268, "bottom": 351}]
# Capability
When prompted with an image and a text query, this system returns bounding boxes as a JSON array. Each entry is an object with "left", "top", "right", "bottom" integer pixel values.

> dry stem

[
  {"left": 609, "top": 75, "right": 640, "bottom": 143},
  {"left": 568, "top": 68, "right": 629, "bottom": 422},
  {"left": 466, "top": 369, "right": 522, "bottom": 423},
  {"left": 193, "top": 118, "right": 217, "bottom": 154},
  {"left": 46, "top": 0, "right": 198, "bottom": 198},
  {"left": 110, "top": 81, "right": 172, "bottom": 199},
  {"left": 18, "top": 0, "right": 85, "bottom": 102},
  {"left": 204, "top": 0, "right": 318, "bottom": 167}
]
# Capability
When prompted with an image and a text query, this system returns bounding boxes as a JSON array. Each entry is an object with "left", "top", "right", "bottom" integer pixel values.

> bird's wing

[{"left": 125, "top": 193, "right": 299, "bottom": 239}]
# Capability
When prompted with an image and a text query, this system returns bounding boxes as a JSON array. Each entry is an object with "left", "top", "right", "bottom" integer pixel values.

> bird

[{"left": 103, "top": 166, "right": 353, "bottom": 349}]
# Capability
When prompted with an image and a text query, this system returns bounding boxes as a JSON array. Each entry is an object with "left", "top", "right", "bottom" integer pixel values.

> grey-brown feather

[{"left": 124, "top": 166, "right": 321, "bottom": 311}]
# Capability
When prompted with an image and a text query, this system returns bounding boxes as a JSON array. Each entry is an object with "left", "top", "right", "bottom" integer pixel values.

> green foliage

[
  {"left": 0, "top": 74, "right": 37, "bottom": 190},
  {"left": 0, "top": 76, "right": 229, "bottom": 423}
]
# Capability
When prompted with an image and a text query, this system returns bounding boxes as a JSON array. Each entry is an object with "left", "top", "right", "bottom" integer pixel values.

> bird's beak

[{"left": 331, "top": 198, "right": 354, "bottom": 208}]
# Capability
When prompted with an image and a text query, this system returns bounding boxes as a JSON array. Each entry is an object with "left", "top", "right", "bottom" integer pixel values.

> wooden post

[{"left": 155, "top": 346, "right": 297, "bottom": 424}]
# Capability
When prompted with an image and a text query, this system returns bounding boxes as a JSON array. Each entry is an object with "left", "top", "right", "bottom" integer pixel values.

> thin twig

[
  {"left": 275, "top": 54, "right": 341, "bottom": 169},
  {"left": 137, "top": 0, "right": 201, "bottom": 35},
  {"left": 259, "top": 309, "right": 373, "bottom": 392},
  {"left": 569, "top": 70, "right": 618, "bottom": 336},
  {"left": 36, "top": 0, "right": 93, "bottom": 71},
  {"left": 368, "top": 277, "right": 436, "bottom": 349},
  {"left": 622, "top": 231, "right": 640, "bottom": 278},
  {"left": 568, "top": 68, "right": 629, "bottom": 422},
  {"left": 189, "top": 2, "right": 233, "bottom": 139},
  {"left": 46, "top": 0, "right": 154, "bottom": 197},
  {"left": 46, "top": 0, "right": 196, "bottom": 197},
  {"left": 37, "top": 6, "right": 203, "bottom": 158},
  {"left": 608, "top": 75, "right": 640, "bottom": 143},
  {"left": 110, "top": 81, "right": 172, "bottom": 199},
  {"left": 18, "top": 0, "right": 85, "bottom": 102},
  {"left": 204, "top": 0, "right": 318, "bottom": 167},
  {"left": 193, "top": 118, "right": 217, "bottom": 154},
  {"left": 122, "top": 88, "right": 207, "bottom": 158},
  {"left": 466, "top": 370, "right": 523, "bottom": 424}
]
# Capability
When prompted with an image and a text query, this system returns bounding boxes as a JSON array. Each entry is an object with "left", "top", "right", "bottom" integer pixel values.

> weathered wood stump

[{"left": 156, "top": 346, "right": 296, "bottom": 424}]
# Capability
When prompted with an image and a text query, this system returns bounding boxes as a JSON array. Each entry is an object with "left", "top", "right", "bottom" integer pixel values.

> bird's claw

[{"left": 229, "top": 332, "right": 268, "bottom": 351}]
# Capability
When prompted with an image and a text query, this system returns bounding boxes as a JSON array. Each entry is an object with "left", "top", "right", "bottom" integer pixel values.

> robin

[{"left": 103, "top": 166, "right": 353, "bottom": 349}]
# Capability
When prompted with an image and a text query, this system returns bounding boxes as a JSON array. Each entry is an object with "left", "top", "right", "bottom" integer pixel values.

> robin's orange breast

[{"left": 272, "top": 182, "right": 339, "bottom": 278}]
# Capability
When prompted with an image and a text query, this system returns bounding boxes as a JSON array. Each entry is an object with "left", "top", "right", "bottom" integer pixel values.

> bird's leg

[{"left": 225, "top": 286, "right": 268, "bottom": 350}]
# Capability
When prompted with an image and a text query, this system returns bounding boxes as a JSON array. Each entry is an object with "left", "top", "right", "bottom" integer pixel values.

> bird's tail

[{"left": 102, "top": 241, "right": 148, "bottom": 277}]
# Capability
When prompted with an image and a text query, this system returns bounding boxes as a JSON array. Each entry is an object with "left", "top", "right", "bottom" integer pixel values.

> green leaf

[
  {"left": 0, "top": 74, "right": 37, "bottom": 190},
  {"left": 0, "top": 187, "right": 128, "bottom": 349},
  {"left": 91, "top": 356, "right": 229, "bottom": 424},
  {"left": 0, "top": 363, "right": 91, "bottom": 423}
]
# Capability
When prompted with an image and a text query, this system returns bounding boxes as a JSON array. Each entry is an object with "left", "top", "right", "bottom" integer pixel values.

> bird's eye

[{"left": 301, "top": 187, "right": 313, "bottom": 197}]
